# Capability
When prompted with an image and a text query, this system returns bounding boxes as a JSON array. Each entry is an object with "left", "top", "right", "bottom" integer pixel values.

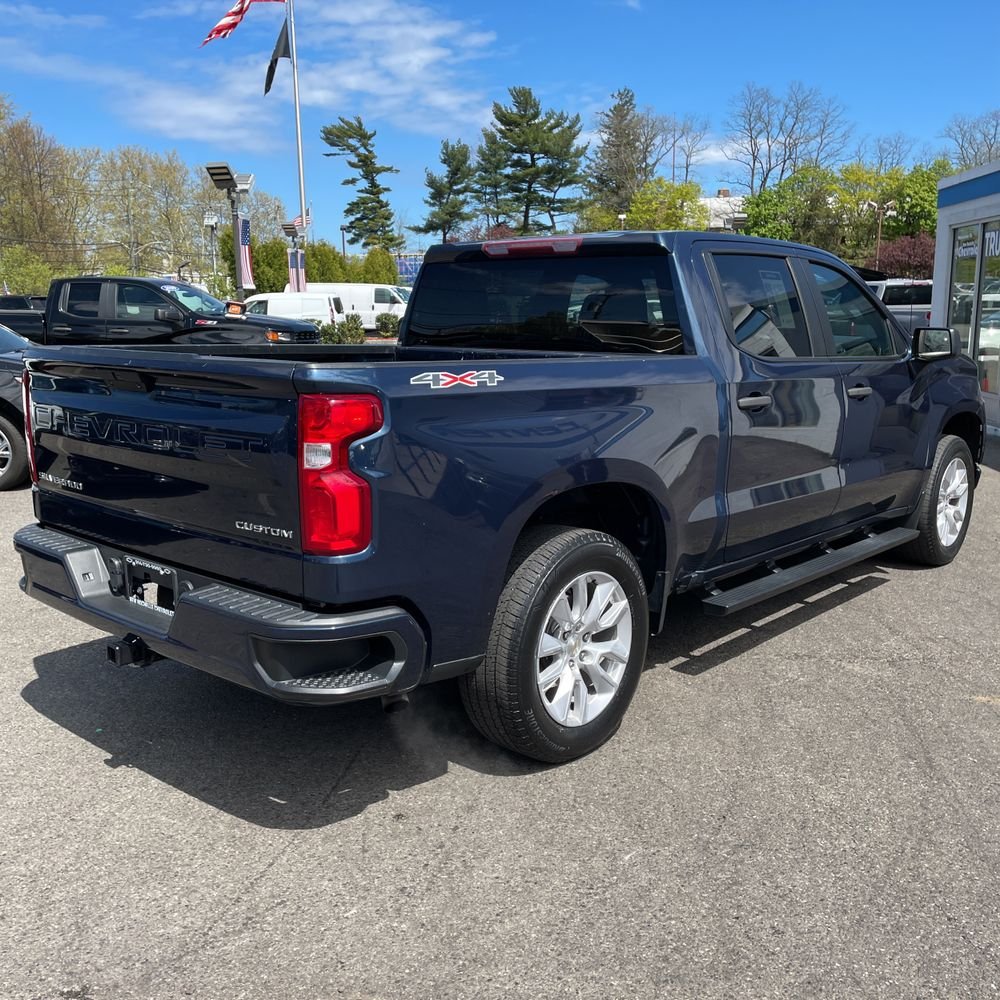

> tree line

[
  {"left": 328, "top": 84, "right": 1000, "bottom": 277},
  {"left": 3, "top": 82, "right": 999, "bottom": 294}
]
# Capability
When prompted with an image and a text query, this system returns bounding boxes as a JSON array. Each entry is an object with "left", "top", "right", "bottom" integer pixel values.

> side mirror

[
  {"left": 913, "top": 327, "right": 960, "bottom": 361},
  {"left": 154, "top": 306, "right": 183, "bottom": 324}
]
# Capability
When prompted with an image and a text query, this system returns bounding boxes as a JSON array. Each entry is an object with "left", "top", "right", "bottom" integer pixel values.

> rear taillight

[
  {"left": 298, "top": 393, "right": 383, "bottom": 555},
  {"left": 21, "top": 369, "right": 37, "bottom": 483}
]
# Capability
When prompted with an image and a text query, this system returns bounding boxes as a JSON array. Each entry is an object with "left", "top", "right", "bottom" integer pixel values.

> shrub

[
  {"left": 317, "top": 322, "right": 341, "bottom": 344},
  {"left": 375, "top": 312, "right": 400, "bottom": 339},
  {"left": 336, "top": 312, "right": 366, "bottom": 344}
]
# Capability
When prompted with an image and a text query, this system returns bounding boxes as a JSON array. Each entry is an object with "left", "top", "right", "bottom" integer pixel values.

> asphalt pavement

[{"left": 3, "top": 448, "right": 1000, "bottom": 1000}]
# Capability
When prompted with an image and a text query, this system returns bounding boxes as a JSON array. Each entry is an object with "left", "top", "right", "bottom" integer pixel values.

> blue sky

[{"left": 0, "top": 0, "right": 995, "bottom": 251}]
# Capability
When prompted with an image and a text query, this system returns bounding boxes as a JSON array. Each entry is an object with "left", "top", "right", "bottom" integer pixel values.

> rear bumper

[{"left": 14, "top": 523, "right": 427, "bottom": 706}]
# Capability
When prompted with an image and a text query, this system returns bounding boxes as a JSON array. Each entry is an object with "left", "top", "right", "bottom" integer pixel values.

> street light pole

[
  {"left": 205, "top": 163, "right": 254, "bottom": 301},
  {"left": 340, "top": 225, "right": 348, "bottom": 257},
  {"left": 865, "top": 198, "right": 897, "bottom": 272}
]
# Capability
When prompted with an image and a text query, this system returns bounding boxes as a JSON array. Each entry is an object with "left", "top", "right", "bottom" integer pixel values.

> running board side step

[{"left": 701, "top": 527, "right": 918, "bottom": 617}]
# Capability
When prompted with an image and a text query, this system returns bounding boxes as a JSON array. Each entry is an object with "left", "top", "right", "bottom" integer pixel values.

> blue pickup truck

[{"left": 14, "top": 232, "right": 983, "bottom": 762}]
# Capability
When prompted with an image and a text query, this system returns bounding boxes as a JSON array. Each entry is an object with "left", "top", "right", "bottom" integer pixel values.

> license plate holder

[{"left": 125, "top": 556, "right": 177, "bottom": 615}]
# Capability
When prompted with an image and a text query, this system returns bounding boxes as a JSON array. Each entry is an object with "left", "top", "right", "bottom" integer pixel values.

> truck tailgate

[{"left": 27, "top": 354, "right": 304, "bottom": 598}]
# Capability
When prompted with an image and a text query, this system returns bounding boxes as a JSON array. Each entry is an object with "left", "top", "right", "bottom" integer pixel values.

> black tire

[
  {"left": 0, "top": 414, "right": 28, "bottom": 491},
  {"left": 460, "top": 526, "right": 649, "bottom": 763},
  {"left": 898, "top": 434, "right": 974, "bottom": 566}
]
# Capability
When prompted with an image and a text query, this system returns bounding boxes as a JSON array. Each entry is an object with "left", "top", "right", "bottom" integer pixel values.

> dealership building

[{"left": 933, "top": 162, "right": 1000, "bottom": 428}]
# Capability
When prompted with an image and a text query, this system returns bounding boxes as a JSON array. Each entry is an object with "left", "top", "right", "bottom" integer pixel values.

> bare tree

[
  {"left": 675, "top": 115, "right": 711, "bottom": 183},
  {"left": 724, "top": 82, "right": 853, "bottom": 195},
  {"left": 943, "top": 110, "right": 1000, "bottom": 168}
]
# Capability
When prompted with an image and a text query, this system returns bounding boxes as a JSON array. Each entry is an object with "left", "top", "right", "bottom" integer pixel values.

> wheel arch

[
  {"left": 941, "top": 409, "right": 983, "bottom": 463},
  {"left": 510, "top": 475, "right": 673, "bottom": 632},
  {"left": 0, "top": 397, "right": 23, "bottom": 430}
]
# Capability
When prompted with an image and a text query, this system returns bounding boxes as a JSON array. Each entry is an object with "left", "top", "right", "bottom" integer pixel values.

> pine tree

[
  {"left": 475, "top": 128, "right": 511, "bottom": 229},
  {"left": 586, "top": 88, "right": 645, "bottom": 214},
  {"left": 539, "top": 111, "right": 587, "bottom": 231},
  {"left": 321, "top": 115, "right": 403, "bottom": 252},
  {"left": 489, "top": 86, "right": 588, "bottom": 235},
  {"left": 411, "top": 139, "right": 476, "bottom": 243},
  {"left": 492, "top": 87, "right": 551, "bottom": 234}
]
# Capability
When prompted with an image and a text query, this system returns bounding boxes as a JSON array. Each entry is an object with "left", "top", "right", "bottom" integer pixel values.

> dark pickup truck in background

[
  {"left": 14, "top": 232, "right": 983, "bottom": 762},
  {"left": 0, "top": 275, "right": 319, "bottom": 346}
]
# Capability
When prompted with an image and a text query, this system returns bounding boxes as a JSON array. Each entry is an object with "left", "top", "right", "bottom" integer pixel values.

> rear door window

[
  {"left": 406, "top": 254, "right": 685, "bottom": 353},
  {"left": 711, "top": 254, "right": 815, "bottom": 358},
  {"left": 63, "top": 281, "right": 102, "bottom": 317}
]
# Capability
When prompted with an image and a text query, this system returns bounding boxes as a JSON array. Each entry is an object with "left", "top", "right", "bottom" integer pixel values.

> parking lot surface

[{"left": 3, "top": 449, "right": 1000, "bottom": 1000}]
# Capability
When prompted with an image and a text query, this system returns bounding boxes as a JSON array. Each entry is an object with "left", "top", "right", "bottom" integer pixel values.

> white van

[
  {"left": 285, "top": 283, "right": 410, "bottom": 330},
  {"left": 244, "top": 292, "right": 345, "bottom": 327}
]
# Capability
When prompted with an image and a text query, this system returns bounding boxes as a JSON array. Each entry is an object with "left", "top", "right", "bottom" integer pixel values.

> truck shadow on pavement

[
  {"left": 648, "top": 568, "right": 889, "bottom": 675},
  {"left": 22, "top": 643, "right": 540, "bottom": 830},
  {"left": 23, "top": 565, "right": 891, "bottom": 828}
]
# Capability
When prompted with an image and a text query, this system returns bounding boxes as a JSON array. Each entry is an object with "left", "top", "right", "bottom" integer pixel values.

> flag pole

[{"left": 287, "top": 0, "right": 308, "bottom": 244}]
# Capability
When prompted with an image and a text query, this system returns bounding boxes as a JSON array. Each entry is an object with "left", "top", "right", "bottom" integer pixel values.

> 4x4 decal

[{"left": 410, "top": 370, "right": 505, "bottom": 389}]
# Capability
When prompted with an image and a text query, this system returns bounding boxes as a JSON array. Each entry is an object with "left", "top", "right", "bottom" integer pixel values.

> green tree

[
  {"left": 359, "top": 247, "right": 399, "bottom": 284},
  {"left": 251, "top": 237, "right": 292, "bottom": 293},
  {"left": 321, "top": 115, "right": 403, "bottom": 251},
  {"left": 305, "top": 240, "right": 348, "bottom": 282},
  {"left": 474, "top": 128, "right": 511, "bottom": 229},
  {"left": 585, "top": 88, "right": 644, "bottom": 215},
  {"left": 538, "top": 114, "right": 587, "bottom": 231},
  {"left": 742, "top": 166, "right": 841, "bottom": 252},
  {"left": 411, "top": 139, "right": 476, "bottom": 243},
  {"left": 491, "top": 86, "right": 587, "bottom": 234},
  {"left": 626, "top": 179, "right": 708, "bottom": 231},
  {"left": 884, "top": 159, "right": 953, "bottom": 239},
  {"left": 0, "top": 244, "right": 54, "bottom": 294}
]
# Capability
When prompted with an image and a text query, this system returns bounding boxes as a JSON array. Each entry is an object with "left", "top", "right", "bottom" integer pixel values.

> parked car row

[
  {"left": 0, "top": 276, "right": 320, "bottom": 347},
  {"left": 247, "top": 283, "right": 410, "bottom": 331}
]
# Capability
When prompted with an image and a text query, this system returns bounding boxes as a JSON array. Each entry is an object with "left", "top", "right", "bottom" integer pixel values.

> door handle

[
  {"left": 108, "top": 328, "right": 129, "bottom": 334},
  {"left": 847, "top": 385, "right": 872, "bottom": 399},
  {"left": 737, "top": 394, "right": 773, "bottom": 411},
  {"left": 50, "top": 325, "right": 71, "bottom": 333}
]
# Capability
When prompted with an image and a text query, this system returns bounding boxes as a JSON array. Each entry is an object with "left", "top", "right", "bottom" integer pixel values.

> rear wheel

[
  {"left": 899, "top": 435, "right": 974, "bottom": 566},
  {"left": 460, "top": 527, "right": 649, "bottom": 763},
  {"left": 0, "top": 415, "right": 28, "bottom": 491}
]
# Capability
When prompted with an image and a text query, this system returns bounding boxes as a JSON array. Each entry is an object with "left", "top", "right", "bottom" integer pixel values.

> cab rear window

[{"left": 405, "top": 255, "right": 686, "bottom": 354}]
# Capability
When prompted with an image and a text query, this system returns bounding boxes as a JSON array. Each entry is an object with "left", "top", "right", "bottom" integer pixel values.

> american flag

[
  {"left": 291, "top": 209, "right": 312, "bottom": 229},
  {"left": 239, "top": 216, "right": 256, "bottom": 290},
  {"left": 202, "top": 0, "right": 285, "bottom": 46}
]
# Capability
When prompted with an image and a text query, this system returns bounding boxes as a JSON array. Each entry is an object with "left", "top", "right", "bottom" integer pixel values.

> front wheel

[
  {"left": 460, "top": 527, "right": 649, "bottom": 763},
  {"left": 899, "top": 435, "right": 975, "bottom": 566}
]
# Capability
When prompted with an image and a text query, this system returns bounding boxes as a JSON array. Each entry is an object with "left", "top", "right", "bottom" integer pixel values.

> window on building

[
  {"left": 948, "top": 225, "right": 979, "bottom": 354},
  {"left": 976, "top": 220, "right": 1000, "bottom": 392}
]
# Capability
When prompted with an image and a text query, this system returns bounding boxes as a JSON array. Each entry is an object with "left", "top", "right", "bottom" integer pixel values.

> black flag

[{"left": 264, "top": 20, "right": 290, "bottom": 95}]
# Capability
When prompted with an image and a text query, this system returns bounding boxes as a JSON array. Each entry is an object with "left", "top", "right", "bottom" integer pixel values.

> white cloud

[
  {"left": 3, "top": 0, "right": 497, "bottom": 148},
  {"left": 0, "top": 38, "right": 281, "bottom": 152},
  {"left": 289, "top": 0, "right": 496, "bottom": 137},
  {"left": 0, "top": 2, "right": 104, "bottom": 28}
]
